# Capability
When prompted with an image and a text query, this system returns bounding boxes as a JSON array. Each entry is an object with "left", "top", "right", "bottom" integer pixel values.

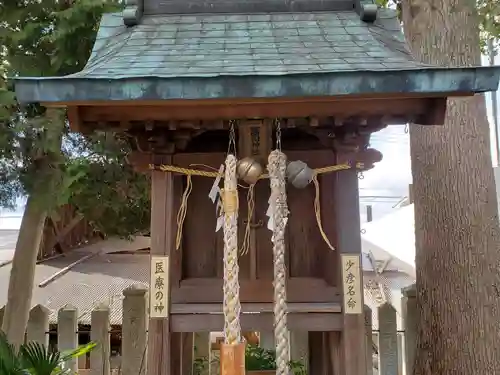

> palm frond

[
  {"left": 20, "top": 342, "right": 61, "bottom": 375},
  {"left": 0, "top": 331, "right": 27, "bottom": 375}
]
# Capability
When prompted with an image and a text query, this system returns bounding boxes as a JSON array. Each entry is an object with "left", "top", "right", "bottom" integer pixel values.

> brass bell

[
  {"left": 286, "top": 160, "right": 314, "bottom": 188},
  {"left": 237, "top": 157, "right": 263, "bottom": 185}
]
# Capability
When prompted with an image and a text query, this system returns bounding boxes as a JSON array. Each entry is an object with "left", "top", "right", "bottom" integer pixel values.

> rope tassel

[
  {"left": 268, "top": 150, "right": 290, "bottom": 375},
  {"left": 222, "top": 154, "right": 242, "bottom": 345}
]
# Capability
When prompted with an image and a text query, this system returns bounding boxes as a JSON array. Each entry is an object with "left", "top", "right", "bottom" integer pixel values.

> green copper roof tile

[{"left": 13, "top": 9, "right": 500, "bottom": 103}]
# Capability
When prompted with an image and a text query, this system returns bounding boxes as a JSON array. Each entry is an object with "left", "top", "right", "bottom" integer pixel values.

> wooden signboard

[
  {"left": 150, "top": 256, "right": 170, "bottom": 318},
  {"left": 341, "top": 254, "right": 363, "bottom": 315},
  {"left": 238, "top": 119, "right": 272, "bottom": 162}
]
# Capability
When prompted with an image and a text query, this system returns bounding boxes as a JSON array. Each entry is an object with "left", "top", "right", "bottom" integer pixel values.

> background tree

[
  {"left": 400, "top": 0, "right": 500, "bottom": 374},
  {"left": 0, "top": 0, "right": 150, "bottom": 346}
]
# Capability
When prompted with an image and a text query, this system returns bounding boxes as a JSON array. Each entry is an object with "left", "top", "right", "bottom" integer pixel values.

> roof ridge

[
  {"left": 355, "top": 0, "right": 378, "bottom": 22},
  {"left": 123, "top": 0, "right": 144, "bottom": 27}
]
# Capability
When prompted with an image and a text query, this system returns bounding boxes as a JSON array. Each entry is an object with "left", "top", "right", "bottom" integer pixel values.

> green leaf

[{"left": 60, "top": 342, "right": 97, "bottom": 363}]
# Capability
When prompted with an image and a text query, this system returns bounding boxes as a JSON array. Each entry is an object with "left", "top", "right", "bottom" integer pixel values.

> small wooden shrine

[{"left": 14, "top": 0, "right": 500, "bottom": 374}]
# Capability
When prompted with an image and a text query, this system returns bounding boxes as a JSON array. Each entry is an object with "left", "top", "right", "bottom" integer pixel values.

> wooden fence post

[
  {"left": 364, "top": 305, "right": 373, "bottom": 375},
  {"left": 397, "top": 333, "right": 404, "bottom": 375},
  {"left": 122, "top": 285, "right": 148, "bottom": 375},
  {"left": 290, "top": 331, "right": 309, "bottom": 373},
  {"left": 378, "top": 303, "right": 398, "bottom": 375},
  {"left": 193, "top": 333, "right": 210, "bottom": 375},
  {"left": 260, "top": 332, "right": 274, "bottom": 350},
  {"left": 27, "top": 304, "right": 49, "bottom": 346},
  {"left": 402, "top": 285, "right": 417, "bottom": 375},
  {"left": 58, "top": 305, "right": 78, "bottom": 373},
  {"left": 90, "top": 305, "right": 111, "bottom": 375}
]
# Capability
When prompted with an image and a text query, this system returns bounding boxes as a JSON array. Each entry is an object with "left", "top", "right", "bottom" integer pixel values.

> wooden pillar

[
  {"left": 180, "top": 333, "right": 194, "bottom": 375},
  {"left": 147, "top": 167, "right": 174, "bottom": 375},
  {"left": 334, "top": 169, "right": 367, "bottom": 375}
]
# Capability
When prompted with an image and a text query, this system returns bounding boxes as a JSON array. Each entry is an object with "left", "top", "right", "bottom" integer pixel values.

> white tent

[
  {"left": 361, "top": 204, "right": 416, "bottom": 329},
  {"left": 361, "top": 204, "right": 416, "bottom": 278}
]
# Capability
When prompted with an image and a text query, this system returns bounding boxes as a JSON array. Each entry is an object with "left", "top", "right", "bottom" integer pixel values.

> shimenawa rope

[
  {"left": 221, "top": 154, "right": 242, "bottom": 345},
  {"left": 159, "top": 161, "right": 361, "bottom": 253},
  {"left": 268, "top": 149, "right": 290, "bottom": 375},
  {"left": 150, "top": 162, "right": 363, "bottom": 178}
]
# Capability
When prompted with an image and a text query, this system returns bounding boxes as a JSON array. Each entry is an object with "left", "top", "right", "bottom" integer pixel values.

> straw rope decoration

[
  {"left": 153, "top": 161, "right": 363, "bottom": 253},
  {"left": 268, "top": 148, "right": 291, "bottom": 375},
  {"left": 240, "top": 184, "right": 255, "bottom": 255},
  {"left": 312, "top": 174, "right": 335, "bottom": 251},
  {"left": 221, "top": 153, "right": 242, "bottom": 345},
  {"left": 175, "top": 175, "right": 192, "bottom": 250}
]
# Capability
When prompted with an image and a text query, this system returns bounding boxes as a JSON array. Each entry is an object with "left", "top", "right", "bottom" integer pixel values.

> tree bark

[
  {"left": 402, "top": 1, "right": 500, "bottom": 374},
  {"left": 1, "top": 196, "right": 47, "bottom": 348}
]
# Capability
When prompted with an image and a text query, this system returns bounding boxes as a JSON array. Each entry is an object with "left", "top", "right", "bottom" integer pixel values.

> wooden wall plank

[
  {"left": 255, "top": 181, "right": 273, "bottom": 280},
  {"left": 287, "top": 183, "right": 321, "bottom": 277},
  {"left": 171, "top": 176, "right": 183, "bottom": 287},
  {"left": 182, "top": 176, "right": 220, "bottom": 278},
  {"left": 171, "top": 312, "right": 342, "bottom": 332},
  {"left": 171, "top": 278, "right": 340, "bottom": 303}
]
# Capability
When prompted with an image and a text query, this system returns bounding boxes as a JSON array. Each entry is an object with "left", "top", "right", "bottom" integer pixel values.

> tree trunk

[
  {"left": 2, "top": 109, "right": 64, "bottom": 348},
  {"left": 402, "top": 1, "right": 500, "bottom": 374},
  {"left": 1, "top": 196, "right": 47, "bottom": 347}
]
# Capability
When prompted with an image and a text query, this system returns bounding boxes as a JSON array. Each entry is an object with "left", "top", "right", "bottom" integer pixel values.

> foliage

[
  {"left": 245, "top": 345, "right": 277, "bottom": 371},
  {"left": 0, "top": 0, "right": 151, "bottom": 237},
  {"left": 245, "top": 345, "right": 306, "bottom": 374},
  {"left": 375, "top": 0, "right": 499, "bottom": 44},
  {"left": 0, "top": 331, "right": 96, "bottom": 375},
  {"left": 64, "top": 133, "right": 151, "bottom": 237},
  {"left": 193, "top": 344, "right": 306, "bottom": 375}
]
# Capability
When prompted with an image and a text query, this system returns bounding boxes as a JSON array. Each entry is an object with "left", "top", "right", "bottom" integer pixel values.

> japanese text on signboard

[
  {"left": 341, "top": 255, "right": 362, "bottom": 315},
  {"left": 150, "top": 256, "right": 169, "bottom": 318}
]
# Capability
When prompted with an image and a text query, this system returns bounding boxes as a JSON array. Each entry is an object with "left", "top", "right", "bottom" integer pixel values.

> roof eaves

[{"left": 13, "top": 66, "right": 500, "bottom": 104}]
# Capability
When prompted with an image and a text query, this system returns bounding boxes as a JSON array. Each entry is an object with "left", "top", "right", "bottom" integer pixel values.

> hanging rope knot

[
  {"left": 221, "top": 188, "right": 239, "bottom": 215},
  {"left": 268, "top": 149, "right": 290, "bottom": 375}
]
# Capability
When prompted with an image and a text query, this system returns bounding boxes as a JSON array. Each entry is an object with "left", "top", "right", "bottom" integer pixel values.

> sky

[{"left": 359, "top": 125, "right": 412, "bottom": 222}]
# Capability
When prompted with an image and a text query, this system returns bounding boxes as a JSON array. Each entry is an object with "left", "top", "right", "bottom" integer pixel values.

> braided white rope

[
  {"left": 268, "top": 150, "right": 290, "bottom": 375},
  {"left": 222, "top": 154, "right": 242, "bottom": 345}
]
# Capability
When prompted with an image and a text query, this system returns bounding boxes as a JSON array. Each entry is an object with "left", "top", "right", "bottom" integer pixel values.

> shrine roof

[{"left": 14, "top": 8, "right": 500, "bottom": 103}]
